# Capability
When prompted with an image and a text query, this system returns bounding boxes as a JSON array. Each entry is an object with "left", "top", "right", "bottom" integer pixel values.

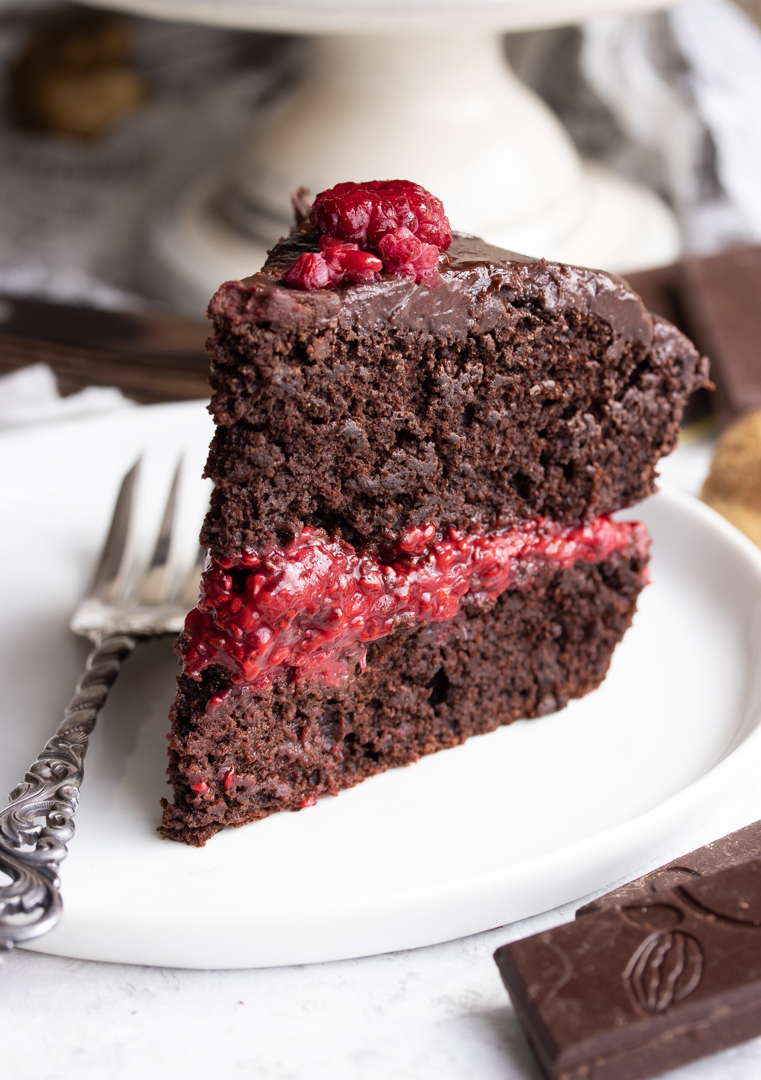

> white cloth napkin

[
  {"left": 0, "top": 362, "right": 133, "bottom": 430},
  {"left": 580, "top": 0, "right": 761, "bottom": 253}
]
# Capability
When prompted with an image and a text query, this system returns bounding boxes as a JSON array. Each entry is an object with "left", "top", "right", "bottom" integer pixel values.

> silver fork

[{"left": 0, "top": 460, "right": 205, "bottom": 951}]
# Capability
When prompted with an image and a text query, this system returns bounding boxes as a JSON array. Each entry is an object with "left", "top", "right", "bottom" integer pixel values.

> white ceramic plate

[{"left": 3, "top": 401, "right": 761, "bottom": 970}]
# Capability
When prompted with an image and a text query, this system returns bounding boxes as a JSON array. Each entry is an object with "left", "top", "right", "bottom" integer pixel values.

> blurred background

[{"left": 0, "top": 0, "right": 759, "bottom": 415}]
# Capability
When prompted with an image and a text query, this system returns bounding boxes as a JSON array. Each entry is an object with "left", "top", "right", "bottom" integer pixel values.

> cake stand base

[{"left": 148, "top": 160, "right": 680, "bottom": 315}]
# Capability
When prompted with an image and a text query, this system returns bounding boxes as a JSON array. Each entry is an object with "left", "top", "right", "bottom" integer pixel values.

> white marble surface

[
  {"left": 4, "top": 431, "right": 761, "bottom": 1078},
  {"left": 5, "top": 873, "right": 761, "bottom": 1080}
]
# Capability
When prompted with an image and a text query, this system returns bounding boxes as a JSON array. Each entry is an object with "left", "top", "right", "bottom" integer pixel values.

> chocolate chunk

[
  {"left": 679, "top": 245, "right": 761, "bottom": 426},
  {"left": 577, "top": 819, "right": 761, "bottom": 916},
  {"left": 495, "top": 858, "right": 761, "bottom": 1080},
  {"left": 625, "top": 264, "right": 683, "bottom": 328},
  {"left": 625, "top": 262, "right": 714, "bottom": 428}
]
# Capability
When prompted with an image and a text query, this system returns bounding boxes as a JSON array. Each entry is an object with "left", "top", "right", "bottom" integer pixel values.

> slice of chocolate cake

[{"left": 160, "top": 181, "right": 709, "bottom": 846}]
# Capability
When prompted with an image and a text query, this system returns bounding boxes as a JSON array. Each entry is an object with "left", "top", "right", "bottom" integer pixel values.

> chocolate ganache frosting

[{"left": 228, "top": 226, "right": 654, "bottom": 351}]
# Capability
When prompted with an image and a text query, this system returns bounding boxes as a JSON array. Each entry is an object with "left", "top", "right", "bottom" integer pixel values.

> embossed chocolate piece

[
  {"left": 577, "top": 818, "right": 761, "bottom": 916},
  {"left": 623, "top": 928, "right": 703, "bottom": 1014},
  {"left": 682, "top": 860, "right": 761, "bottom": 927},
  {"left": 495, "top": 858, "right": 761, "bottom": 1080}
]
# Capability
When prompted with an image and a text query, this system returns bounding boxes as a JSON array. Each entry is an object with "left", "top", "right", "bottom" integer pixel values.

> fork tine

[
  {"left": 90, "top": 458, "right": 141, "bottom": 601},
  {"left": 138, "top": 460, "right": 182, "bottom": 605},
  {"left": 149, "top": 460, "right": 181, "bottom": 573},
  {"left": 180, "top": 546, "right": 206, "bottom": 608},
  {"left": 177, "top": 482, "right": 213, "bottom": 609}
]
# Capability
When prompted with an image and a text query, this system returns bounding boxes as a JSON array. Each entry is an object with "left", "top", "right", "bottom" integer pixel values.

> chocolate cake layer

[
  {"left": 202, "top": 229, "right": 708, "bottom": 557},
  {"left": 161, "top": 548, "right": 647, "bottom": 846}
]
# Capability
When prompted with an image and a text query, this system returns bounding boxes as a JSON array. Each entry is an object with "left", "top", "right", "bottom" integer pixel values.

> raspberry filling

[
  {"left": 284, "top": 179, "right": 452, "bottom": 291},
  {"left": 181, "top": 517, "right": 648, "bottom": 693}
]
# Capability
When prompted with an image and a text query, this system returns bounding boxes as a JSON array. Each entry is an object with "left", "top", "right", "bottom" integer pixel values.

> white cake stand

[{"left": 89, "top": 0, "right": 682, "bottom": 313}]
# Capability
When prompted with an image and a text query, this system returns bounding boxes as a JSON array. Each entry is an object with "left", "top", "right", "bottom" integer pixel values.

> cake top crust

[{"left": 213, "top": 226, "right": 653, "bottom": 357}]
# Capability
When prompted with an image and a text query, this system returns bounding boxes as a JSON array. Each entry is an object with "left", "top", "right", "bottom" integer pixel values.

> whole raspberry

[{"left": 310, "top": 179, "right": 451, "bottom": 285}]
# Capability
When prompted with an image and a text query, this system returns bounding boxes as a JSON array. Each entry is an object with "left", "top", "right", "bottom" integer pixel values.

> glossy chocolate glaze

[{"left": 229, "top": 225, "right": 654, "bottom": 353}]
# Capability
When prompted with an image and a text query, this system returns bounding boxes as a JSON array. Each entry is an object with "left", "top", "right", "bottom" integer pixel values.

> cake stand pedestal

[{"left": 88, "top": 0, "right": 681, "bottom": 313}]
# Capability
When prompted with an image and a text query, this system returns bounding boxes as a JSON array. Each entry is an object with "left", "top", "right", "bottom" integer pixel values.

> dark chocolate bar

[
  {"left": 679, "top": 245, "right": 761, "bottom": 426},
  {"left": 495, "top": 858, "right": 761, "bottom": 1080},
  {"left": 577, "top": 819, "right": 761, "bottom": 917},
  {"left": 625, "top": 262, "right": 713, "bottom": 428}
]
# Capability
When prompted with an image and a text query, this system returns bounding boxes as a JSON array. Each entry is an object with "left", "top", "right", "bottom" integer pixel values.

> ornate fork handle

[{"left": 0, "top": 633, "right": 135, "bottom": 951}]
